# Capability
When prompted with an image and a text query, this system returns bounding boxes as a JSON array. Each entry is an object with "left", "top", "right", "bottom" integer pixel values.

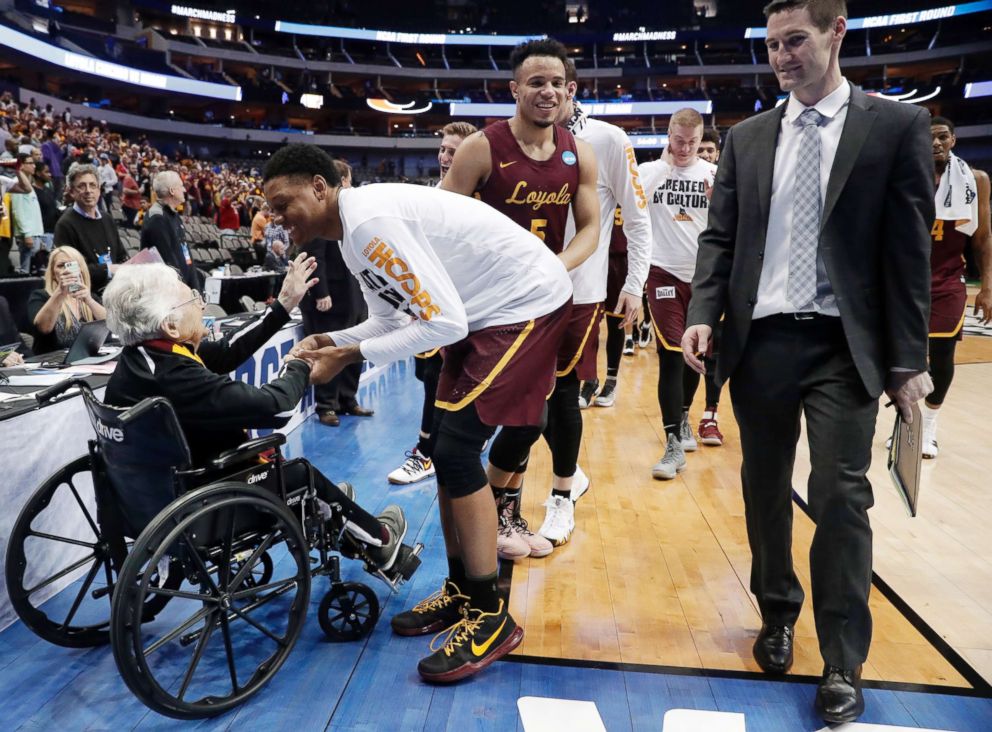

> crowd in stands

[
  {"left": 0, "top": 91, "right": 441, "bottom": 368},
  {"left": 0, "top": 91, "right": 281, "bottom": 260}
]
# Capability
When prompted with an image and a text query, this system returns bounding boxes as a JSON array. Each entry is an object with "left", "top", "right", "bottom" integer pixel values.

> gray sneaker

[
  {"left": 652, "top": 436, "right": 687, "bottom": 480},
  {"left": 679, "top": 413, "right": 698, "bottom": 452},
  {"left": 318, "top": 482, "right": 357, "bottom": 524},
  {"left": 338, "top": 481, "right": 356, "bottom": 502},
  {"left": 367, "top": 505, "right": 408, "bottom": 570}
]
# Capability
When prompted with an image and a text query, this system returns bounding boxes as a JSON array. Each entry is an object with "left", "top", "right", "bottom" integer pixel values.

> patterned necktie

[{"left": 787, "top": 107, "right": 824, "bottom": 309}]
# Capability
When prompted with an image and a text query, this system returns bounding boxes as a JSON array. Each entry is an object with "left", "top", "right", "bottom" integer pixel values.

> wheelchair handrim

[{"left": 111, "top": 483, "right": 310, "bottom": 719}]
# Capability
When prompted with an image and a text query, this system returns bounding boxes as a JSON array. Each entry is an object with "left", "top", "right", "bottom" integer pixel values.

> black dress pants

[{"left": 729, "top": 314, "right": 878, "bottom": 669}]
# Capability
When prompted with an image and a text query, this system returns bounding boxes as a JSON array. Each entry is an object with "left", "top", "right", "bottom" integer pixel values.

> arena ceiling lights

[
  {"left": 448, "top": 101, "right": 713, "bottom": 117},
  {"left": 869, "top": 87, "right": 942, "bottom": 103},
  {"left": 964, "top": 80, "right": 992, "bottom": 98},
  {"left": 274, "top": 20, "right": 542, "bottom": 46},
  {"left": 0, "top": 24, "right": 242, "bottom": 101},
  {"left": 367, "top": 99, "right": 433, "bottom": 114},
  {"left": 745, "top": 0, "right": 992, "bottom": 38}
]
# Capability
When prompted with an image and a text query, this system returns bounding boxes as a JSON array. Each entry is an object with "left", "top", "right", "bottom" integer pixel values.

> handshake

[{"left": 285, "top": 334, "right": 363, "bottom": 385}]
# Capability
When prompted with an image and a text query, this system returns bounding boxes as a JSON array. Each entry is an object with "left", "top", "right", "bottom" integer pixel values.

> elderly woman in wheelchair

[{"left": 4, "top": 257, "right": 421, "bottom": 720}]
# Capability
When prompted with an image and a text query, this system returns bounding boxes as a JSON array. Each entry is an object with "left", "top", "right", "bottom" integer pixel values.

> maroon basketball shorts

[
  {"left": 646, "top": 265, "right": 692, "bottom": 352},
  {"left": 929, "top": 280, "right": 967, "bottom": 340},
  {"left": 555, "top": 302, "right": 604, "bottom": 381},
  {"left": 435, "top": 299, "right": 572, "bottom": 427},
  {"left": 604, "top": 252, "right": 629, "bottom": 318}
]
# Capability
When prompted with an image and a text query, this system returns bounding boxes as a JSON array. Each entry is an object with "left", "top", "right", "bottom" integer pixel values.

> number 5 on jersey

[{"left": 530, "top": 218, "right": 548, "bottom": 241}]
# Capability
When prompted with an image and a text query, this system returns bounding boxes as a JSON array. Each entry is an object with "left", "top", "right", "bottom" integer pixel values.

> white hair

[
  {"left": 152, "top": 170, "right": 181, "bottom": 199},
  {"left": 103, "top": 263, "right": 185, "bottom": 346}
]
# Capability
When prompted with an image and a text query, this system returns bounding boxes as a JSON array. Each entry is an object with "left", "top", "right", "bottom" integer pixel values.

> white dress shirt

[{"left": 754, "top": 78, "right": 851, "bottom": 319}]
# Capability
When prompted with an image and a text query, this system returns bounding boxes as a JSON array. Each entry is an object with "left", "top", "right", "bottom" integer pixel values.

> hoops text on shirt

[{"left": 362, "top": 237, "right": 442, "bottom": 321}]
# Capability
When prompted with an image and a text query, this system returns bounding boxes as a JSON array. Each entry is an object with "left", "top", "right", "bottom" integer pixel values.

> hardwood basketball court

[{"left": 509, "top": 319, "right": 992, "bottom": 692}]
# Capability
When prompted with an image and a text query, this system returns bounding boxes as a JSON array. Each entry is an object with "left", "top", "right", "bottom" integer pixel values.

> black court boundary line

[
  {"left": 503, "top": 653, "right": 992, "bottom": 698},
  {"left": 494, "top": 498, "right": 992, "bottom": 699},
  {"left": 791, "top": 490, "right": 992, "bottom": 695}
]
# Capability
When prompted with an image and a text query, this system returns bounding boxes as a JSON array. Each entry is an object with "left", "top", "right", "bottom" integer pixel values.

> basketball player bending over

[{"left": 266, "top": 143, "right": 573, "bottom": 683}]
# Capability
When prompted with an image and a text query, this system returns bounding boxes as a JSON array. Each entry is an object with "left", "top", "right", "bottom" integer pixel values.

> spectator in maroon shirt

[{"left": 216, "top": 188, "right": 240, "bottom": 230}]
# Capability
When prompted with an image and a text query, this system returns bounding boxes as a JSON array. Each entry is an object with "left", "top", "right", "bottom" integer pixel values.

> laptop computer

[{"left": 63, "top": 320, "right": 118, "bottom": 365}]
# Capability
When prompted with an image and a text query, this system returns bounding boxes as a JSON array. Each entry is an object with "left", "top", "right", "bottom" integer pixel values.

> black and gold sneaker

[
  {"left": 416, "top": 598, "right": 524, "bottom": 683},
  {"left": 390, "top": 579, "right": 468, "bottom": 637}
]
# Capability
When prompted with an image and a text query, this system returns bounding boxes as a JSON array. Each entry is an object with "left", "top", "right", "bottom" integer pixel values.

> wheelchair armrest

[{"left": 211, "top": 433, "right": 287, "bottom": 471}]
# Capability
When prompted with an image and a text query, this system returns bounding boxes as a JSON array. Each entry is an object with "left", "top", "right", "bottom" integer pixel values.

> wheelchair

[{"left": 4, "top": 379, "right": 422, "bottom": 719}]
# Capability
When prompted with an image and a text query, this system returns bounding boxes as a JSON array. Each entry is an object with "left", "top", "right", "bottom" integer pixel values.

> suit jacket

[
  {"left": 688, "top": 86, "right": 935, "bottom": 398},
  {"left": 140, "top": 203, "right": 201, "bottom": 289},
  {"left": 297, "top": 238, "right": 366, "bottom": 327}
]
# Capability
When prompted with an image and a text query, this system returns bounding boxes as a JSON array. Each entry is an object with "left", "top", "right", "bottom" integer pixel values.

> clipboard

[{"left": 887, "top": 403, "right": 923, "bottom": 516}]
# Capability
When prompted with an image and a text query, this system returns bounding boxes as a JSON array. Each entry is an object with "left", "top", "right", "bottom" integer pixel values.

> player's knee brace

[
  {"left": 488, "top": 423, "right": 544, "bottom": 473},
  {"left": 432, "top": 405, "right": 496, "bottom": 498}
]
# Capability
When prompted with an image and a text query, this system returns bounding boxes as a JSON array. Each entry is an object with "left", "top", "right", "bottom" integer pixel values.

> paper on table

[
  {"left": 4, "top": 374, "right": 75, "bottom": 387},
  {"left": 0, "top": 391, "right": 35, "bottom": 403},
  {"left": 70, "top": 362, "right": 117, "bottom": 375}
]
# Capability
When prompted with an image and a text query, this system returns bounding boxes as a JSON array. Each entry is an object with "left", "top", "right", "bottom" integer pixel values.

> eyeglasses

[{"left": 170, "top": 289, "right": 204, "bottom": 312}]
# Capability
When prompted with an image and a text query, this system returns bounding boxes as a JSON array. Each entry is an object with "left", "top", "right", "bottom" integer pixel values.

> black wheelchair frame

[{"left": 4, "top": 379, "right": 421, "bottom": 719}]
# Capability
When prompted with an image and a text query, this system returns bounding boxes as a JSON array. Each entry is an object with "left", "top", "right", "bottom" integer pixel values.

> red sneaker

[{"left": 698, "top": 417, "right": 724, "bottom": 446}]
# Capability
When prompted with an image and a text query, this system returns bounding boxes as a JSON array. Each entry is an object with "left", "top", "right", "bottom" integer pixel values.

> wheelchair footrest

[
  {"left": 370, "top": 542, "right": 423, "bottom": 592},
  {"left": 395, "top": 542, "right": 422, "bottom": 581}
]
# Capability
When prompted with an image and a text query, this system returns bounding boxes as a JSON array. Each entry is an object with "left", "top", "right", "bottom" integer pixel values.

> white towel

[{"left": 935, "top": 151, "right": 979, "bottom": 236}]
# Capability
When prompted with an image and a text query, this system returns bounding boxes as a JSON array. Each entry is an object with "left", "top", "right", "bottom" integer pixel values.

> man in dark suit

[
  {"left": 683, "top": 0, "right": 934, "bottom": 723},
  {"left": 298, "top": 234, "right": 372, "bottom": 426}
]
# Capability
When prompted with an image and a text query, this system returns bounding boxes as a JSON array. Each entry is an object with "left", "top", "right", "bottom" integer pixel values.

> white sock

[
  {"left": 922, "top": 404, "right": 939, "bottom": 438},
  {"left": 702, "top": 410, "right": 717, "bottom": 421}
]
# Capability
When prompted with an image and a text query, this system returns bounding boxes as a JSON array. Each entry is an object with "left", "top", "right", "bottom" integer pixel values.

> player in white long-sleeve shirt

[
  {"left": 532, "top": 65, "right": 653, "bottom": 546},
  {"left": 638, "top": 109, "right": 716, "bottom": 480},
  {"left": 388, "top": 121, "right": 477, "bottom": 487},
  {"left": 263, "top": 143, "right": 572, "bottom": 685}
]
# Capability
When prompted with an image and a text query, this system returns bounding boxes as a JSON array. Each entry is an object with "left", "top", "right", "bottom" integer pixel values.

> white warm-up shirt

[
  {"left": 640, "top": 157, "right": 717, "bottom": 283},
  {"left": 562, "top": 110, "right": 652, "bottom": 305},
  {"left": 328, "top": 184, "right": 573, "bottom": 365}
]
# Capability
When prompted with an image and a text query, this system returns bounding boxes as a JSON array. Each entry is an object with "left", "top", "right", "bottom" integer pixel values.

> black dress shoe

[
  {"left": 319, "top": 410, "right": 340, "bottom": 427},
  {"left": 815, "top": 665, "right": 864, "bottom": 724},
  {"left": 342, "top": 404, "right": 374, "bottom": 417},
  {"left": 752, "top": 624, "right": 794, "bottom": 674}
]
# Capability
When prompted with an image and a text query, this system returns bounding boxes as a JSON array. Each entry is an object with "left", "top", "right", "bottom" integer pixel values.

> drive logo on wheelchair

[
  {"left": 246, "top": 469, "right": 270, "bottom": 485},
  {"left": 95, "top": 418, "right": 124, "bottom": 442}
]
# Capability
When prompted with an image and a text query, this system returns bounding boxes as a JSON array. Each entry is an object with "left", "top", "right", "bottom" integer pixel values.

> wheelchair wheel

[
  {"left": 5, "top": 456, "right": 179, "bottom": 648},
  {"left": 318, "top": 582, "right": 379, "bottom": 642},
  {"left": 111, "top": 482, "right": 310, "bottom": 719}
]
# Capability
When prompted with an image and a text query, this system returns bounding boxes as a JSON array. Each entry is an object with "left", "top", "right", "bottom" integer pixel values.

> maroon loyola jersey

[
  {"left": 609, "top": 205, "right": 627, "bottom": 254},
  {"left": 930, "top": 218, "right": 968, "bottom": 295},
  {"left": 477, "top": 119, "right": 579, "bottom": 254}
]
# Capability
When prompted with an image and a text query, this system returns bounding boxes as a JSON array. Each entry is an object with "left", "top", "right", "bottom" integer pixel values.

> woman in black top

[
  {"left": 102, "top": 255, "right": 406, "bottom": 568},
  {"left": 28, "top": 245, "right": 106, "bottom": 355}
]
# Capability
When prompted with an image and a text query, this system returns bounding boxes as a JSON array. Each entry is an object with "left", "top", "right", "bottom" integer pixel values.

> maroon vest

[
  {"left": 930, "top": 218, "right": 968, "bottom": 293},
  {"left": 477, "top": 119, "right": 580, "bottom": 254}
]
